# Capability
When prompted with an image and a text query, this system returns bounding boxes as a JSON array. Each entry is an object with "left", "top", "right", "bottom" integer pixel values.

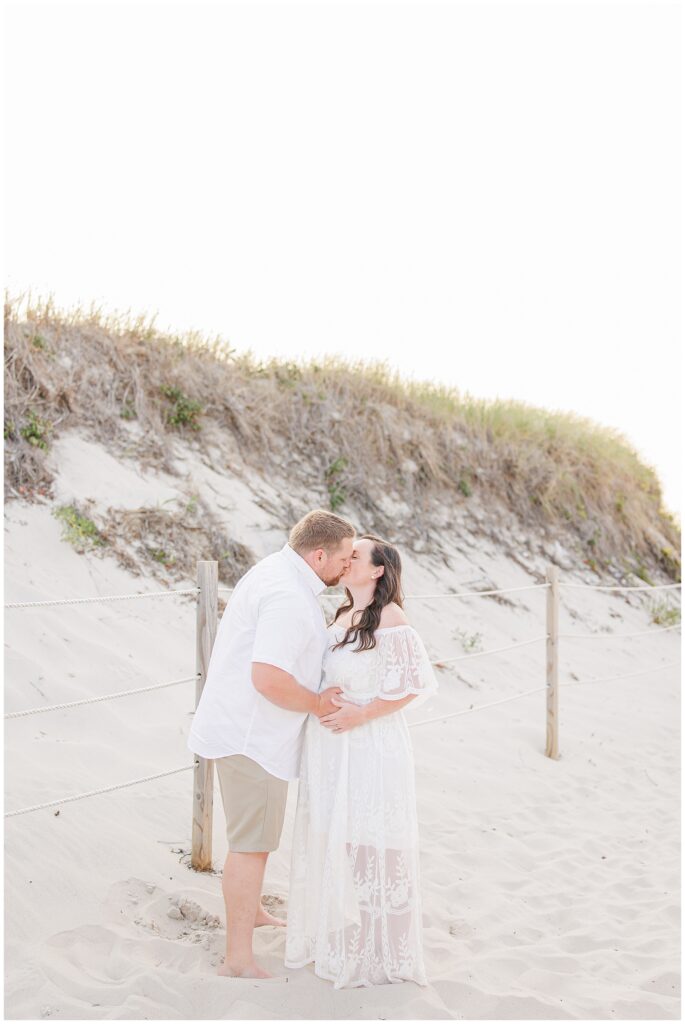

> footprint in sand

[
  {"left": 112, "top": 878, "right": 286, "bottom": 965},
  {"left": 110, "top": 877, "right": 223, "bottom": 953}
]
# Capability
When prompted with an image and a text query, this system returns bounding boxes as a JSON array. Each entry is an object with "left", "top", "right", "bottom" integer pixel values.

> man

[{"left": 187, "top": 508, "right": 356, "bottom": 978}]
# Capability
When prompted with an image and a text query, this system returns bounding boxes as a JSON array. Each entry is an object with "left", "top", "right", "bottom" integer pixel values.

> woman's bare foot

[
  {"left": 254, "top": 905, "right": 286, "bottom": 928},
  {"left": 217, "top": 960, "right": 273, "bottom": 979}
]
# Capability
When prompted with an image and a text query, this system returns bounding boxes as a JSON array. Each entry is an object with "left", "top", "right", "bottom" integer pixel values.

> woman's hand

[{"left": 319, "top": 696, "right": 367, "bottom": 733}]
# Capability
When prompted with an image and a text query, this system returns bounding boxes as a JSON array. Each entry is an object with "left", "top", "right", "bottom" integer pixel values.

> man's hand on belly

[
  {"left": 252, "top": 662, "right": 338, "bottom": 715},
  {"left": 313, "top": 686, "right": 344, "bottom": 718}
]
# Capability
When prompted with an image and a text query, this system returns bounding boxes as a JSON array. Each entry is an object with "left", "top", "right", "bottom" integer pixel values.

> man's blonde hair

[{"left": 289, "top": 509, "right": 355, "bottom": 555}]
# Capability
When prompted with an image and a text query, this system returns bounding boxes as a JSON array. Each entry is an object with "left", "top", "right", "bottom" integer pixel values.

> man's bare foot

[
  {"left": 217, "top": 960, "right": 273, "bottom": 979},
  {"left": 255, "top": 905, "right": 286, "bottom": 928}
]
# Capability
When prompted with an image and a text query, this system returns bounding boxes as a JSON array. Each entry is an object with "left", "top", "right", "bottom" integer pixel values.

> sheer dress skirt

[{"left": 284, "top": 709, "right": 428, "bottom": 989}]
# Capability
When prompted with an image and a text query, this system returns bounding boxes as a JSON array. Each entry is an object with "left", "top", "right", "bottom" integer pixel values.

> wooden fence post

[
  {"left": 545, "top": 563, "right": 560, "bottom": 759},
  {"left": 191, "top": 560, "right": 218, "bottom": 870}
]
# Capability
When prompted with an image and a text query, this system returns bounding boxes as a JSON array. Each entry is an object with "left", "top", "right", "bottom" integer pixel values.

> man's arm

[{"left": 252, "top": 662, "right": 342, "bottom": 718}]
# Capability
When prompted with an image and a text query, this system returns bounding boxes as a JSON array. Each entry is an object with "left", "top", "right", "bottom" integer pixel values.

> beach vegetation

[
  {"left": 20, "top": 409, "right": 52, "bottom": 450},
  {"left": 53, "top": 504, "right": 105, "bottom": 551},
  {"left": 454, "top": 629, "right": 483, "bottom": 652},
  {"left": 159, "top": 384, "right": 203, "bottom": 431},
  {"left": 325, "top": 457, "right": 348, "bottom": 511},
  {"left": 4, "top": 292, "right": 680, "bottom": 585},
  {"left": 647, "top": 598, "right": 681, "bottom": 627}
]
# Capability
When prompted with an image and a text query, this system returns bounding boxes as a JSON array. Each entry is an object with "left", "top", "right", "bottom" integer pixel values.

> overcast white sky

[{"left": 4, "top": 0, "right": 682, "bottom": 519}]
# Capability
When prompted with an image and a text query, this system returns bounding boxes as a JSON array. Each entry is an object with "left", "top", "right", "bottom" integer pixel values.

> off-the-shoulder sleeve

[{"left": 375, "top": 626, "right": 439, "bottom": 710}]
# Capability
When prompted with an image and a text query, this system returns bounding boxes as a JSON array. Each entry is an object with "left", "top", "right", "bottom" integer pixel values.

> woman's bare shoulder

[{"left": 378, "top": 602, "right": 410, "bottom": 628}]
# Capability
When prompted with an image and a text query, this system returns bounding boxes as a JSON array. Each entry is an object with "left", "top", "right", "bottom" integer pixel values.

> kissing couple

[{"left": 187, "top": 508, "right": 438, "bottom": 989}]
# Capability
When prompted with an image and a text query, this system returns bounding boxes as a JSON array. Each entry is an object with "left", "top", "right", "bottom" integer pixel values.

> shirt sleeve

[
  {"left": 375, "top": 627, "right": 439, "bottom": 709},
  {"left": 251, "top": 588, "right": 314, "bottom": 678}
]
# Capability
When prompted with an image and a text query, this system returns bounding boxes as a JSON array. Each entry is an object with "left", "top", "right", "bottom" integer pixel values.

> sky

[{"left": 4, "top": 0, "right": 682, "bottom": 519}]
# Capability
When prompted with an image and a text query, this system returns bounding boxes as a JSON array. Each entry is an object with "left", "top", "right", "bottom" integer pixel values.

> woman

[{"left": 284, "top": 534, "right": 438, "bottom": 988}]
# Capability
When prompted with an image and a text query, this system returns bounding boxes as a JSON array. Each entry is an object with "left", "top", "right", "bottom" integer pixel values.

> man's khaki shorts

[{"left": 214, "top": 754, "right": 289, "bottom": 853}]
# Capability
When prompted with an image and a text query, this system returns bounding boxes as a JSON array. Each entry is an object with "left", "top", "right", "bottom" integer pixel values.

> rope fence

[
  {"left": 4, "top": 674, "right": 199, "bottom": 720},
  {"left": 430, "top": 635, "right": 548, "bottom": 664},
  {"left": 4, "top": 764, "right": 197, "bottom": 818},
  {"left": 558, "top": 660, "right": 681, "bottom": 689},
  {"left": 558, "top": 581, "right": 682, "bottom": 592},
  {"left": 409, "top": 660, "right": 681, "bottom": 729},
  {"left": 7, "top": 577, "right": 681, "bottom": 610},
  {"left": 557, "top": 624, "right": 680, "bottom": 640},
  {"left": 4, "top": 587, "right": 201, "bottom": 609},
  {"left": 4, "top": 563, "right": 680, "bottom": 838},
  {"left": 7, "top": 655, "right": 680, "bottom": 818}
]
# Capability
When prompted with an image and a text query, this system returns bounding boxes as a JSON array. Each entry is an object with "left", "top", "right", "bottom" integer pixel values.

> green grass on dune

[{"left": 3, "top": 292, "right": 680, "bottom": 583}]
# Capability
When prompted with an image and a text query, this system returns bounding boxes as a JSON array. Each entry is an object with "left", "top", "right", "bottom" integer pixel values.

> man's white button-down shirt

[{"left": 187, "top": 543, "right": 329, "bottom": 780}]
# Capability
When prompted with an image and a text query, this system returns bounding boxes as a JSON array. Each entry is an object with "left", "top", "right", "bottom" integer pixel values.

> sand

[{"left": 3, "top": 430, "right": 681, "bottom": 1019}]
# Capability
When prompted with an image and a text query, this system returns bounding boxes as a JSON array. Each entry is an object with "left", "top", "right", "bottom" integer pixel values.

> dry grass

[
  {"left": 50, "top": 492, "right": 254, "bottom": 595},
  {"left": 98, "top": 495, "right": 255, "bottom": 586},
  {"left": 4, "top": 291, "right": 681, "bottom": 583}
]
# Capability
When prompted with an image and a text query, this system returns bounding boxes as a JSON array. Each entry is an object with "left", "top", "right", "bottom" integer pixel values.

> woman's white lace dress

[{"left": 284, "top": 623, "right": 439, "bottom": 989}]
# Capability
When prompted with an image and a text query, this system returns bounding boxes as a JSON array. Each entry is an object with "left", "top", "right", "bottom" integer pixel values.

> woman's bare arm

[{"left": 358, "top": 693, "right": 417, "bottom": 720}]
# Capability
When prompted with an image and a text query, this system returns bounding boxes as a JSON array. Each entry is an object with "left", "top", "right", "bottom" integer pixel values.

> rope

[
  {"left": 7, "top": 659, "right": 680, "bottom": 817},
  {"left": 560, "top": 660, "right": 680, "bottom": 688},
  {"left": 4, "top": 674, "right": 199, "bottom": 720},
  {"left": 558, "top": 582, "right": 681, "bottom": 592},
  {"left": 4, "top": 763, "right": 198, "bottom": 818},
  {"left": 6, "top": 579, "right": 680, "bottom": 610},
  {"left": 5, "top": 588, "right": 200, "bottom": 609},
  {"left": 430, "top": 635, "right": 547, "bottom": 665},
  {"left": 410, "top": 684, "right": 548, "bottom": 727},
  {"left": 404, "top": 583, "right": 549, "bottom": 599},
  {"left": 557, "top": 624, "right": 681, "bottom": 640},
  {"left": 409, "top": 659, "right": 680, "bottom": 729},
  {"left": 319, "top": 584, "right": 549, "bottom": 601}
]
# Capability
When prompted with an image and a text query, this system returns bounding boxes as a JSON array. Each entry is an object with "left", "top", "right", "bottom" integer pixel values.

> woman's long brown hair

[{"left": 330, "top": 533, "right": 404, "bottom": 652}]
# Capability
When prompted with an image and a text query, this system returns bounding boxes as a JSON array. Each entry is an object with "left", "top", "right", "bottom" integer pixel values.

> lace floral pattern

[{"left": 284, "top": 625, "right": 438, "bottom": 988}]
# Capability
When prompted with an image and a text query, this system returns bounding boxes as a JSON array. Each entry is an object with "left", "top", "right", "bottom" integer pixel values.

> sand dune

[{"left": 4, "top": 432, "right": 680, "bottom": 1019}]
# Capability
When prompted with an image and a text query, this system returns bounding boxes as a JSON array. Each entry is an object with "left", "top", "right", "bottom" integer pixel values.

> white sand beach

[{"left": 3, "top": 431, "right": 681, "bottom": 1019}]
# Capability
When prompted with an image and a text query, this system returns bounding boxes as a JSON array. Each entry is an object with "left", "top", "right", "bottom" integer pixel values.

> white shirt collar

[{"left": 281, "top": 543, "right": 327, "bottom": 596}]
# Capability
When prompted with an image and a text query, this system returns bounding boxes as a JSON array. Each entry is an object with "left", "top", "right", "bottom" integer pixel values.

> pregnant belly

[
  {"left": 312, "top": 703, "right": 410, "bottom": 758},
  {"left": 339, "top": 687, "right": 375, "bottom": 705}
]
